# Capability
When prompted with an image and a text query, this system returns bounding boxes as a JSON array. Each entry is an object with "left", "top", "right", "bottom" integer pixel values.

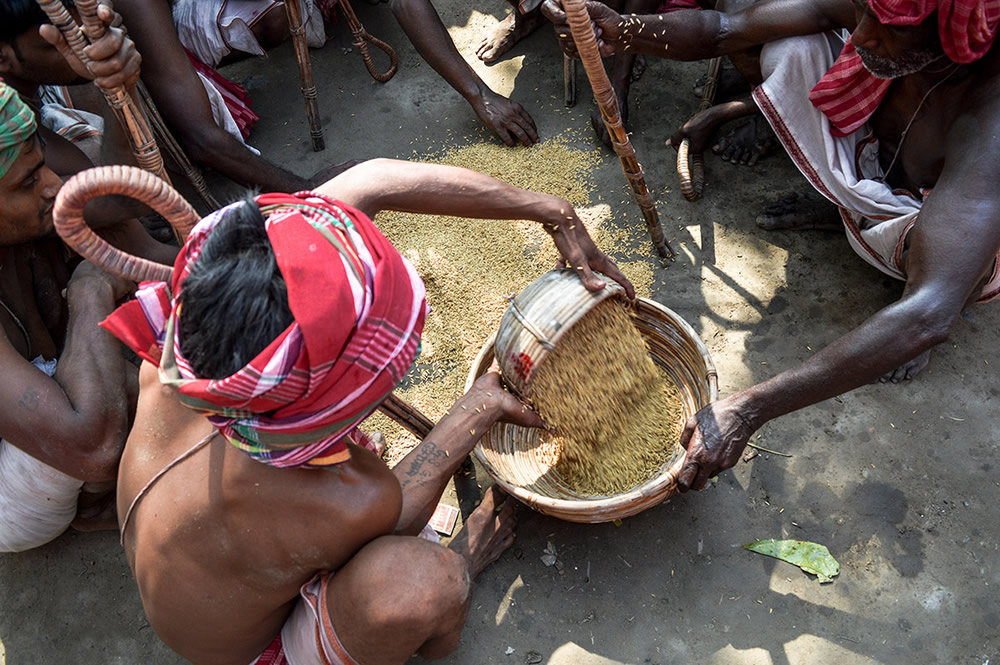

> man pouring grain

[{"left": 109, "top": 158, "right": 633, "bottom": 665}]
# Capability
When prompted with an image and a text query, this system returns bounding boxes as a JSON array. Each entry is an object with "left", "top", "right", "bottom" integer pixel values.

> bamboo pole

[
  {"left": 677, "top": 56, "right": 722, "bottom": 202},
  {"left": 562, "top": 0, "right": 673, "bottom": 258},
  {"left": 337, "top": 0, "right": 399, "bottom": 83},
  {"left": 37, "top": 0, "right": 172, "bottom": 185},
  {"left": 284, "top": 0, "right": 325, "bottom": 152}
]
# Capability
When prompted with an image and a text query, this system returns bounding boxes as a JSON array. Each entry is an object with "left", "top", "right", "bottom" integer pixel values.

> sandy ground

[{"left": 2, "top": 3, "right": 998, "bottom": 664}]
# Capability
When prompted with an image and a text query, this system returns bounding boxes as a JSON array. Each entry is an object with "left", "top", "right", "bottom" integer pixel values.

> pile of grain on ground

[
  {"left": 364, "top": 134, "right": 662, "bottom": 467},
  {"left": 529, "top": 298, "right": 683, "bottom": 496}
]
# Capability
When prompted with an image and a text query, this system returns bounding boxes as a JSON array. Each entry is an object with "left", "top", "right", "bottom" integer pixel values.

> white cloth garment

[
  {"left": 172, "top": 0, "right": 326, "bottom": 69},
  {"left": 751, "top": 32, "right": 1000, "bottom": 303},
  {"left": 0, "top": 357, "right": 84, "bottom": 553}
]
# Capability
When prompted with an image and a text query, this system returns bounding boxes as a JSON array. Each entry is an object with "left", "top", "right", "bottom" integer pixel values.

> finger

[
  {"left": 676, "top": 458, "right": 699, "bottom": 493},
  {"left": 541, "top": 0, "right": 567, "bottom": 23},
  {"left": 554, "top": 257, "right": 566, "bottom": 269},
  {"left": 506, "top": 119, "right": 531, "bottom": 147},
  {"left": 690, "top": 464, "right": 713, "bottom": 491},
  {"left": 505, "top": 402, "right": 547, "bottom": 429},
  {"left": 519, "top": 112, "right": 539, "bottom": 144},
  {"left": 599, "top": 260, "right": 634, "bottom": 299},
  {"left": 678, "top": 416, "right": 697, "bottom": 450},
  {"left": 576, "top": 262, "right": 606, "bottom": 292}
]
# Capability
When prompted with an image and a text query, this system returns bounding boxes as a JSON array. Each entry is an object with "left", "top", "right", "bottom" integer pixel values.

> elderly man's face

[
  {"left": 0, "top": 136, "right": 61, "bottom": 245},
  {"left": 851, "top": 0, "right": 945, "bottom": 78}
]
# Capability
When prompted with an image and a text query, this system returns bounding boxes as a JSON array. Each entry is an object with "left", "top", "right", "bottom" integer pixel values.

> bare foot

[
  {"left": 448, "top": 485, "right": 517, "bottom": 578},
  {"left": 755, "top": 192, "right": 842, "bottom": 231},
  {"left": 71, "top": 488, "right": 118, "bottom": 532},
  {"left": 476, "top": 10, "right": 543, "bottom": 63},
  {"left": 712, "top": 116, "right": 777, "bottom": 166},
  {"left": 471, "top": 90, "right": 538, "bottom": 147},
  {"left": 879, "top": 350, "right": 931, "bottom": 383}
]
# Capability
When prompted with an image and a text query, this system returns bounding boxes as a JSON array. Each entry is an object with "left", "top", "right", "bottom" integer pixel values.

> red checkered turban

[
  {"left": 102, "top": 192, "right": 427, "bottom": 468},
  {"left": 809, "top": 0, "right": 1000, "bottom": 136}
]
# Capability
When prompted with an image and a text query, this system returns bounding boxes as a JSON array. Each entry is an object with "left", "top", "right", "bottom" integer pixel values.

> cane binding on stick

[
  {"left": 562, "top": 0, "right": 674, "bottom": 258},
  {"left": 677, "top": 57, "right": 722, "bottom": 202},
  {"left": 284, "top": 0, "right": 325, "bottom": 152},
  {"left": 55, "top": 165, "right": 438, "bottom": 438},
  {"left": 37, "top": 0, "right": 172, "bottom": 186}
]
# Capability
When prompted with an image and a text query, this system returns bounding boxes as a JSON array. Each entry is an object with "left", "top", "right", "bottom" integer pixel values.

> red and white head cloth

[
  {"left": 102, "top": 192, "right": 427, "bottom": 468},
  {"left": 808, "top": 0, "right": 1000, "bottom": 136}
]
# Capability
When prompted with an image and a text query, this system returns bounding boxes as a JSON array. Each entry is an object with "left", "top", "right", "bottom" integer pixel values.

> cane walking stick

[
  {"left": 284, "top": 0, "right": 325, "bottom": 152},
  {"left": 38, "top": 0, "right": 172, "bottom": 186},
  {"left": 677, "top": 57, "right": 721, "bottom": 202},
  {"left": 337, "top": 0, "right": 399, "bottom": 82},
  {"left": 562, "top": 0, "right": 674, "bottom": 258}
]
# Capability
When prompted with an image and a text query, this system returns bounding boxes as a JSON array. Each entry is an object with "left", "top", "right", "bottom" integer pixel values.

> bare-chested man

[
  {"left": 543, "top": 0, "right": 1000, "bottom": 490},
  {"left": 0, "top": 81, "right": 175, "bottom": 552},
  {"left": 110, "top": 158, "right": 633, "bottom": 664}
]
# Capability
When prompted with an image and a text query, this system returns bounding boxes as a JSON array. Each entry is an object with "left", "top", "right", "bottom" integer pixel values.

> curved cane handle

[
  {"left": 357, "top": 32, "right": 399, "bottom": 83},
  {"left": 677, "top": 139, "right": 700, "bottom": 202},
  {"left": 54, "top": 166, "right": 201, "bottom": 283}
]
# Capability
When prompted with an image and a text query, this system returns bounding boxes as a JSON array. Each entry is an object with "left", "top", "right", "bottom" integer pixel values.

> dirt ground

[{"left": 2, "top": 3, "right": 998, "bottom": 664}]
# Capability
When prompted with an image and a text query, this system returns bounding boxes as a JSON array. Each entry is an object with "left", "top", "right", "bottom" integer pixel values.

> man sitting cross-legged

[
  {"left": 0, "top": 82, "right": 177, "bottom": 553},
  {"left": 109, "top": 158, "right": 633, "bottom": 664}
]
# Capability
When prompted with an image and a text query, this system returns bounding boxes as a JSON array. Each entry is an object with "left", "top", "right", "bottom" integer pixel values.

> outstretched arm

[
  {"left": 0, "top": 262, "right": 134, "bottom": 482},
  {"left": 541, "top": 0, "right": 853, "bottom": 61},
  {"left": 389, "top": 0, "right": 539, "bottom": 146},
  {"left": 391, "top": 371, "right": 542, "bottom": 535},
  {"left": 317, "top": 158, "right": 634, "bottom": 297},
  {"left": 676, "top": 95, "right": 1000, "bottom": 491},
  {"left": 113, "top": 0, "right": 313, "bottom": 192}
]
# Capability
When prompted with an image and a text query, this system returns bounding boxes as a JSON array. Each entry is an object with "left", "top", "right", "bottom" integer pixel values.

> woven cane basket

[{"left": 464, "top": 271, "right": 718, "bottom": 523}]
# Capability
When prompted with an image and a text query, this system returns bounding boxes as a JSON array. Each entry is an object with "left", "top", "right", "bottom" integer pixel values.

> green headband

[{"left": 0, "top": 82, "right": 38, "bottom": 180}]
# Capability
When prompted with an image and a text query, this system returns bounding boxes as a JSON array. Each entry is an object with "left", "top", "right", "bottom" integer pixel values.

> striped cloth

[
  {"left": 0, "top": 82, "right": 37, "bottom": 179},
  {"left": 809, "top": 0, "right": 1000, "bottom": 136},
  {"left": 102, "top": 193, "right": 427, "bottom": 468}
]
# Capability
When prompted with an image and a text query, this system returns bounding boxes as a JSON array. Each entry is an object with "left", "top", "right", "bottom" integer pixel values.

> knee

[
  {"left": 362, "top": 538, "right": 471, "bottom": 637},
  {"left": 252, "top": 6, "right": 290, "bottom": 51}
]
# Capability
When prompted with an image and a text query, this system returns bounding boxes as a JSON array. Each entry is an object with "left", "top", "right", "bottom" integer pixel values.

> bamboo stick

[
  {"left": 562, "top": 0, "right": 674, "bottom": 258},
  {"left": 337, "top": 0, "right": 399, "bottom": 83},
  {"left": 283, "top": 0, "right": 325, "bottom": 152},
  {"left": 38, "top": 0, "right": 172, "bottom": 185},
  {"left": 135, "top": 82, "right": 221, "bottom": 209},
  {"left": 677, "top": 56, "right": 722, "bottom": 202}
]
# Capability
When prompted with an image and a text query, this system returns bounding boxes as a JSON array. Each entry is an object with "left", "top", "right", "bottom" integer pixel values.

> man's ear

[{"left": 0, "top": 42, "right": 19, "bottom": 75}]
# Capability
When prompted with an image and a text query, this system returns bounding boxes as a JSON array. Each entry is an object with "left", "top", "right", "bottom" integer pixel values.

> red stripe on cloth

[{"left": 184, "top": 48, "right": 259, "bottom": 139}]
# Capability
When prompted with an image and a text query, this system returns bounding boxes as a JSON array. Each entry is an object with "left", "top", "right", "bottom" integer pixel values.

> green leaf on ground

[{"left": 743, "top": 539, "right": 840, "bottom": 583}]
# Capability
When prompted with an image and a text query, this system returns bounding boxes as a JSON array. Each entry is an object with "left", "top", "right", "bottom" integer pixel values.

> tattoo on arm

[
  {"left": 399, "top": 441, "right": 449, "bottom": 489},
  {"left": 18, "top": 387, "right": 40, "bottom": 412}
]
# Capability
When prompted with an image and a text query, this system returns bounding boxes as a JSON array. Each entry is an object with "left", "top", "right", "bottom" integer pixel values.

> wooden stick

[
  {"left": 378, "top": 393, "right": 435, "bottom": 439},
  {"left": 283, "top": 0, "right": 325, "bottom": 152},
  {"left": 134, "top": 82, "right": 220, "bottom": 210},
  {"left": 38, "top": 0, "right": 172, "bottom": 186},
  {"left": 562, "top": 0, "right": 674, "bottom": 258},
  {"left": 563, "top": 54, "right": 576, "bottom": 107},
  {"left": 337, "top": 0, "right": 399, "bottom": 83},
  {"left": 678, "top": 57, "right": 722, "bottom": 202}
]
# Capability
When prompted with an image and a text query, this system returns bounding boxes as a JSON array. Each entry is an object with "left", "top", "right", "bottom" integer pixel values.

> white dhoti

[
  {"left": 0, "top": 358, "right": 84, "bottom": 553},
  {"left": 172, "top": 0, "right": 327, "bottom": 69},
  {"left": 751, "top": 32, "right": 1000, "bottom": 303}
]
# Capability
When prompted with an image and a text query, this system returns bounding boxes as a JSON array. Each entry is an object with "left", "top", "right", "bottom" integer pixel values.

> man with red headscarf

[
  {"left": 541, "top": 0, "right": 1000, "bottom": 490},
  {"left": 108, "top": 158, "right": 633, "bottom": 665}
]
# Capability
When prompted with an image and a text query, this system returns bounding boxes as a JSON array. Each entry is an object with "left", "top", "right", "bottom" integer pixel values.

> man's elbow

[
  {"left": 174, "top": 122, "right": 239, "bottom": 169},
  {"left": 61, "top": 417, "right": 129, "bottom": 483},
  {"left": 909, "top": 300, "right": 959, "bottom": 351}
]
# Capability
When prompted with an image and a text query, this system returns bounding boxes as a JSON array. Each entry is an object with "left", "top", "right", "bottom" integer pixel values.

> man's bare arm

[
  {"left": 541, "top": 0, "right": 854, "bottom": 61},
  {"left": 675, "top": 94, "right": 1000, "bottom": 491},
  {"left": 317, "top": 158, "right": 635, "bottom": 297},
  {"left": 391, "top": 371, "right": 542, "bottom": 535},
  {"left": 389, "top": 0, "right": 539, "bottom": 147},
  {"left": 0, "top": 263, "right": 133, "bottom": 482},
  {"left": 114, "top": 0, "right": 312, "bottom": 192}
]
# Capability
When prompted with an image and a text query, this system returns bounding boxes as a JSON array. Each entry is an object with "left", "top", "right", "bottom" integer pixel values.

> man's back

[{"left": 118, "top": 362, "right": 402, "bottom": 665}]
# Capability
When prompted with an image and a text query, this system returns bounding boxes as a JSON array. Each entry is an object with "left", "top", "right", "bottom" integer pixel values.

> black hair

[
  {"left": 0, "top": 0, "right": 72, "bottom": 44},
  {"left": 178, "top": 195, "right": 294, "bottom": 380}
]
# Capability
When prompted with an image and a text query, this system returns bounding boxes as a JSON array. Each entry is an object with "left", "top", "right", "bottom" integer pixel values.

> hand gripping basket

[{"left": 464, "top": 269, "right": 718, "bottom": 523}]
